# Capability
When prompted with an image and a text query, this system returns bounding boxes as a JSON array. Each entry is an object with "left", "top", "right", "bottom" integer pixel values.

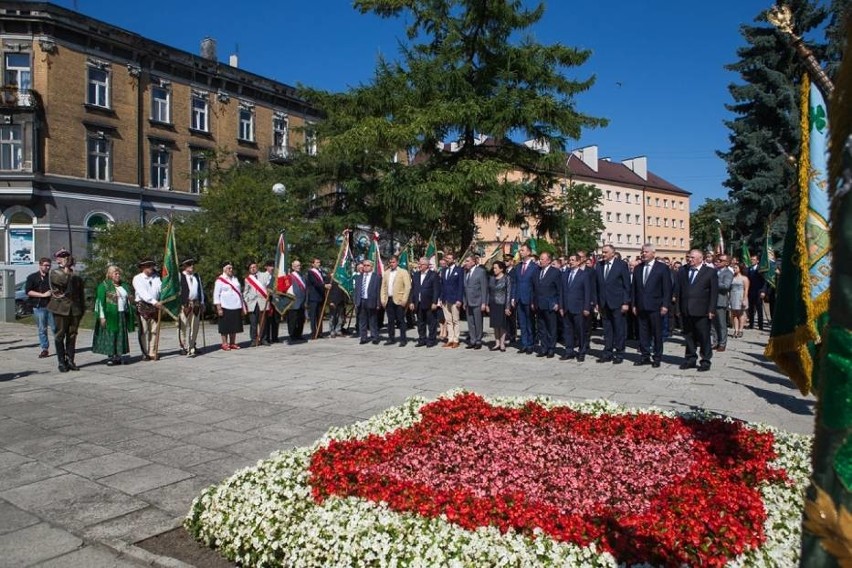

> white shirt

[
  {"left": 214, "top": 274, "right": 243, "bottom": 310},
  {"left": 361, "top": 273, "right": 371, "bottom": 298},
  {"left": 387, "top": 269, "right": 397, "bottom": 295},
  {"left": 133, "top": 272, "right": 161, "bottom": 304},
  {"left": 184, "top": 271, "right": 199, "bottom": 301}
]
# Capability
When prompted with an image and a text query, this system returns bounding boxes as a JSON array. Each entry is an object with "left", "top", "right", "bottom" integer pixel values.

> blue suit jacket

[
  {"left": 595, "top": 258, "right": 631, "bottom": 310},
  {"left": 512, "top": 259, "right": 540, "bottom": 304},
  {"left": 354, "top": 272, "right": 381, "bottom": 310},
  {"left": 632, "top": 261, "right": 672, "bottom": 312},
  {"left": 561, "top": 268, "right": 592, "bottom": 314},
  {"left": 306, "top": 268, "right": 325, "bottom": 303},
  {"left": 533, "top": 266, "right": 562, "bottom": 311},
  {"left": 411, "top": 270, "right": 441, "bottom": 309},
  {"left": 439, "top": 265, "right": 464, "bottom": 304}
]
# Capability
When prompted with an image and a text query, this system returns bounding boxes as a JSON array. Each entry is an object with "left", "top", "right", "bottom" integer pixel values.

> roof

[{"left": 566, "top": 155, "right": 691, "bottom": 196}]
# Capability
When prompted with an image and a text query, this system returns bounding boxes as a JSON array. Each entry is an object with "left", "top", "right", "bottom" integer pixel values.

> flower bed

[{"left": 186, "top": 392, "right": 812, "bottom": 567}]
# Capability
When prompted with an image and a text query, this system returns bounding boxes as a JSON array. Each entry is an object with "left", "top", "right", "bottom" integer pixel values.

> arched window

[{"left": 86, "top": 213, "right": 111, "bottom": 244}]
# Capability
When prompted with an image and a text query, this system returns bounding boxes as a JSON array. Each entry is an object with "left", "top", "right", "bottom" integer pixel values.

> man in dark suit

[
  {"left": 286, "top": 260, "right": 307, "bottom": 344},
  {"left": 595, "top": 245, "right": 631, "bottom": 364},
  {"left": 306, "top": 258, "right": 328, "bottom": 338},
  {"left": 746, "top": 254, "right": 766, "bottom": 330},
  {"left": 511, "top": 243, "right": 540, "bottom": 354},
  {"left": 354, "top": 259, "right": 381, "bottom": 344},
  {"left": 560, "top": 254, "right": 592, "bottom": 361},
  {"left": 439, "top": 252, "right": 464, "bottom": 348},
  {"left": 632, "top": 244, "right": 672, "bottom": 368},
  {"left": 532, "top": 252, "right": 562, "bottom": 358},
  {"left": 463, "top": 254, "right": 489, "bottom": 349},
  {"left": 676, "top": 249, "right": 719, "bottom": 371},
  {"left": 409, "top": 257, "right": 441, "bottom": 347}
]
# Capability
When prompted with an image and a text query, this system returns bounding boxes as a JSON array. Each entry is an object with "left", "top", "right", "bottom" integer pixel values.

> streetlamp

[{"left": 272, "top": 183, "right": 286, "bottom": 196}]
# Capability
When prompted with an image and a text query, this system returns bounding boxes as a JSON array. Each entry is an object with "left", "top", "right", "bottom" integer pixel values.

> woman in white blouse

[
  {"left": 92, "top": 265, "right": 136, "bottom": 365},
  {"left": 213, "top": 262, "right": 246, "bottom": 350}
]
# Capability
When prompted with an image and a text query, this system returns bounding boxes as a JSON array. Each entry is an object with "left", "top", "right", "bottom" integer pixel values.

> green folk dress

[{"left": 92, "top": 280, "right": 136, "bottom": 357}]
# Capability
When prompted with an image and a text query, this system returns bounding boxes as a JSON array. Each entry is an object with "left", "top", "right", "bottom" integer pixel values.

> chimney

[
  {"left": 200, "top": 37, "right": 217, "bottom": 61},
  {"left": 571, "top": 145, "right": 598, "bottom": 172},
  {"left": 229, "top": 53, "right": 239, "bottom": 68},
  {"left": 622, "top": 156, "right": 648, "bottom": 180}
]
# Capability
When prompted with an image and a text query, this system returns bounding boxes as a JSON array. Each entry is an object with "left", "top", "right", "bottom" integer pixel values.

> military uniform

[{"left": 47, "top": 254, "right": 85, "bottom": 372}]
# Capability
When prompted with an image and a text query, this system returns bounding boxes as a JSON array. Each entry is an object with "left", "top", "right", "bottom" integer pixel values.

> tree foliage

[
  {"left": 689, "top": 198, "right": 735, "bottom": 253},
  {"left": 298, "top": 0, "right": 606, "bottom": 252},
  {"left": 550, "top": 182, "right": 605, "bottom": 255},
  {"left": 718, "top": 0, "right": 827, "bottom": 244}
]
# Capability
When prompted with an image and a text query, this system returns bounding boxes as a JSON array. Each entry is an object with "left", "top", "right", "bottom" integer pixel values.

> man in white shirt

[{"left": 132, "top": 258, "right": 162, "bottom": 361}]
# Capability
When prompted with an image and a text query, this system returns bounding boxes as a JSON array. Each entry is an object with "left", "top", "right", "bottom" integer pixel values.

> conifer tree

[
  {"left": 300, "top": 0, "right": 606, "bottom": 250},
  {"left": 718, "top": 0, "right": 826, "bottom": 245}
]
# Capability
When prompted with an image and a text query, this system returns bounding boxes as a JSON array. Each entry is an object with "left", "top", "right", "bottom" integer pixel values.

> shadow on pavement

[
  {"left": 0, "top": 370, "right": 39, "bottom": 382},
  {"left": 727, "top": 373, "right": 814, "bottom": 416}
]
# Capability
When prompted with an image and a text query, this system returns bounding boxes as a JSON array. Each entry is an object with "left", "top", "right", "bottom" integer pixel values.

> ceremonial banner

[
  {"left": 368, "top": 231, "right": 384, "bottom": 276},
  {"left": 765, "top": 76, "right": 832, "bottom": 395},
  {"left": 332, "top": 236, "right": 355, "bottom": 299},
  {"left": 424, "top": 233, "right": 437, "bottom": 271},
  {"left": 272, "top": 231, "right": 296, "bottom": 315},
  {"left": 159, "top": 222, "right": 181, "bottom": 320},
  {"left": 759, "top": 230, "right": 776, "bottom": 289},
  {"left": 740, "top": 241, "right": 750, "bottom": 268},
  {"left": 714, "top": 219, "right": 725, "bottom": 256},
  {"left": 510, "top": 236, "right": 521, "bottom": 263}
]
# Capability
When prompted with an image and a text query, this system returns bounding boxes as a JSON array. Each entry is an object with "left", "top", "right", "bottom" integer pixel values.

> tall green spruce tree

[
  {"left": 719, "top": 0, "right": 826, "bottom": 246},
  {"left": 300, "top": 0, "right": 606, "bottom": 251}
]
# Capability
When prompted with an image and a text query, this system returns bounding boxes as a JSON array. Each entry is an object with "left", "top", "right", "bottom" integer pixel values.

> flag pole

[
  {"left": 314, "top": 230, "right": 349, "bottom": 339},
  {"left": 152, "top": 219, "right": 172, "bottom": 360}
]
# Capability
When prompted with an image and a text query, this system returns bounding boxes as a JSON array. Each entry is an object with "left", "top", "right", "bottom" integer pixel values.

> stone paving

[{"left": 0, "top": 320, "right": 814, "bottom": 567}]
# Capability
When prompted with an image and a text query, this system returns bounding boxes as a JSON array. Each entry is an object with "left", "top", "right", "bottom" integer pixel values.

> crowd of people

[{"left": 24, "top": 243, "right": 775, "bottom": 372}]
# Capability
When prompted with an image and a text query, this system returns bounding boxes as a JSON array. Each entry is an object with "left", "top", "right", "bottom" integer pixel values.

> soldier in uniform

[{"left": 47, "top": 249, "right": 85, "bottom": 372}]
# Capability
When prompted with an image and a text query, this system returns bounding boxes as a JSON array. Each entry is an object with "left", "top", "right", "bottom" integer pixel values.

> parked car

[{"left": 15, "top": 281, "right": 31, "bottom": 318}]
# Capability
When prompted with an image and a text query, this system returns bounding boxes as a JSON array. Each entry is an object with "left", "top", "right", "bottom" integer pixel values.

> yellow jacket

[{"left": 381, "top": 268, "right": 412, "bottom": 306}]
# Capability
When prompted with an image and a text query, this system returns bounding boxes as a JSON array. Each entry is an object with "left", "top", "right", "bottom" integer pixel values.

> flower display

[{"left": 186, "top": 392, "right": 812, "bottom": 567}]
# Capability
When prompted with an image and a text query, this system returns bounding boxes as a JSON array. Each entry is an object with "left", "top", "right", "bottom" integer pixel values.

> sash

[
  {"left": 290, "top": 272, "right": 306, "bottom": 291},
  {"left": 217, "top": 276, "right": 247, "bottom": 310},
  {"left": 246, "top": 274, "right": 269, "bottom": 299}
]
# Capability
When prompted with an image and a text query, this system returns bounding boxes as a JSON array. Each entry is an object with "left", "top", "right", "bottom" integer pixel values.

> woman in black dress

[{"left": 486, "top": 260, "right": 512, "bottom": 351}]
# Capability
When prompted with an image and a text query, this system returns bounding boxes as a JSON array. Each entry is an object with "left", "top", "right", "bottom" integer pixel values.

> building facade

[
  {"left": 0, "top": 2, "right": 319, "bottom": 272},
  {"left": 476, "top": 144, "right": 691, "bottom": 261}
]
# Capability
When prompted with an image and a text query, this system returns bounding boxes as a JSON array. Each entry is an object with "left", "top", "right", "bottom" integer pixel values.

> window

[
  {"left": 87, "top": 67, "right": 109, "bottom": 108},
  {"left": 616, "top": 192, "right": 621, "bottom": 202},
  {"left": 190, "top": 151, "right": 208, "bottom": 194},
  {"left": 617, "top": 233, "right": 622, "bottom": 243},
  {"left": 606, "top": 190, "right": 612, "bottom": 201},
  {"left": 238, "top": 108, "right": 254, "bottom": 142},
  {"left": 86, "top": 213, "right": 110, "bottom": 244},
  {"left": 635, "top": 214, "right": 640, "bottom": 224},
  {"left": 635, "top": 193, "right": 640, "bottom": 203},
  {"left": 191, "top": 93, "right": 209, "bottom": 132},
  {"left": 680, "top": 201, "right": 685, "bottom": 210},
  {"left": 151, "top": 86, "right": 170, "bottom": 123},
  {"left": 679, "top": 220, "right": 684, "bottom": 229},
  {"left": 656, "top": 217, "right": 660, "bottom": 226},
  {"left": 664, "top": 199, "right": 669, "bottom": 208},
  {"left": 607, "top": 232, "right": 612, "bottom": 243},
  {"left": 4, "top": 53, "right": 31, "bottom": 90},
  {"left": 625, "top": 234, "right": 631, "bottom": 244},
  {"left": 636, "top": 235, "right": 640, "bottom": 243},
  {"left": 680, "top": 238, "right": 684, "bottom": 247},
  {"left": 646, "top": 196, "right": 651, "bottom": 206},
  {"left": 625, "top": 194, "right": 630, "bottom": 204},
  {"left": 87, "top": 134, "right": 110, "bottom": 181},
  {"left": 606, "top": 212, "right": 612, "bottom": 222},
  {"left": 664, "top": 218, "right": 669, "bottom": 227},
  {"left": 655, "top": 198, "right": 660, "bottom": 206},
  {"left": 272, "top": 115, "right": 289, "bottom": 156},
  {"left": 150, "top": 146, "right": 170, "bottom": 189},
  {"left": 655, "top": 236, "right": 660, "bottom": 245},
  {"left": 305, "top": 125, "right": 317, "bottom": 156},
  {"left": 0, "top": 125, "right": 22, "bottom": 170},
  {"left": 616, "top": 213, "right": 622, "bottom": 222}
]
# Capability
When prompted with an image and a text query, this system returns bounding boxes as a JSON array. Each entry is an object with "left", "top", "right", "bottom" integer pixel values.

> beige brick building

[
  {"left": 476, "top": 144, "right": 691, "bottom": 262},
  {"left": 0, "top": 2, "right": 319, "bottom": 270}
]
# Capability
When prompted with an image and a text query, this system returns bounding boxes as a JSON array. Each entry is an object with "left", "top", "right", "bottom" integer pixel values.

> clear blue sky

[{"left": 65, "top": 0, "right": 783, "bottom": 211}]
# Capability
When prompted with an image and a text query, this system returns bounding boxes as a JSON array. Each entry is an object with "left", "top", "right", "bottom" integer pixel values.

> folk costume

[
  {"left": 132, "top": 259, "right": 162, "bottom": 361},
  {"left": 92, "top": 277, "right": 136, "bottom": 364},
  {"left": 179, "top": 259, "right": 205, "bottom": 357},
  {"left": 214, "top": 263, "right": 245, "bottom": 350}
]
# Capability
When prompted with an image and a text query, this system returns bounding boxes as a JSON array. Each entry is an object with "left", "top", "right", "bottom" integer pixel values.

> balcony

[
  {"left": 0, "top": 87, "right": 35, "bottom": 108},
  {"left": 268, "top": 145, "right": 296, "bottom": 163}
]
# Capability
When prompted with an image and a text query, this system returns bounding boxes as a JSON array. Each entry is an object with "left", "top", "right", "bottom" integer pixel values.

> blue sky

[{"left": 65, "top": 0, "right": 783, "bottom": 210}]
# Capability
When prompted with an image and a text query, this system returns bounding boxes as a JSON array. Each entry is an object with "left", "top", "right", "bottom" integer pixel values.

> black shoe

[
  {"left": 415, "top": 341, "right": 426, "bottom": 347},
  {"left": 384, "top": 340, "right": 396, "bottom": 346},
  {"left": 536, "top": 351, "right": 547, "bottom": 357},
  {"left": 473, "top": 344, "right": 482, "bottom": 350},
  {"left": 560, "top": 353, "right": 576, "bottom": 360},
  {"left": 465, "top": 343, "right": 476, "bottom": 349},
  {"left": 398, "top": 341, "right": 407, "bottom": 347},
  {"left": 634, "top": 359, "right": 651, "bottom": 366},
  {"left": 698, "top": 364, "right": 711, "bottom": 372},
  {"left": 613, "top": 357, "right": 623, "bottom": 364},
  {"left": 360, "top": 339, "right": 369, "bottom": 345},
  {"left": 179, "top": 348, "right": 188, "bottom": 356},
  {"left": 652, "top": 361, "right": 661, "bottom": 368},
  {"left": 426, "top": 341, "right": 437, "bottom": 348},
  {"left": 58, "top": 364, "right": 68, "bottom": 373},
  {"left": 577, "top": 355, "right": 585, "bottom": 362},
  {"left": 546, "top": 352, "right": 554, "bottom": 359},
  {"left": 597, "top": 356, "right": 612, "bottom": 363},
  {"left": 679, "top": 361, "right": 697, "bottom": 370},
  {"left": 371, "top": 339, "right": 381, "bottom": 345},
  {"left": 66, "top": 360, "right": 80, "bottom": 371}
]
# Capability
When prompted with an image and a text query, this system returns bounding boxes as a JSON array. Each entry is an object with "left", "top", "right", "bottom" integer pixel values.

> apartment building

[
  {"left": 0, "top": 2, "right": 320, "bottom": 267},
  {"left": 476, "top": 144, "right": 691, "bottom": 261}
]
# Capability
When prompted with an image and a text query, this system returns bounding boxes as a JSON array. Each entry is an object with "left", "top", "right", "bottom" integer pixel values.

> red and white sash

[
  {"left": 246, "top": 274, "right": 269, "bottom": 299},
  {"left": 217, "top": 276, "right": 247, "bottom": 309}
]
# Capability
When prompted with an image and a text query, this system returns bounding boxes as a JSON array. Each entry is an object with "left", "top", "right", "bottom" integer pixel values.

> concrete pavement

[{"left": 0, "top": 320, "right": 814, "bottom": 567}]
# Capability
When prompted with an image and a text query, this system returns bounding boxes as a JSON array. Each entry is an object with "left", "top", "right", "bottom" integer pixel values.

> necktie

[
  {"left": 643, "top": 264, "right": 650, "bottom": 285},
  {"left": 568, "top": 270, "right": 575, "bottom": 287},
  {"left": 522, "top": 262, "right": 527, "bottom": 276},
  {"left": 604, "top": 262, "right": 610, "bottom": 280},
  {"left": 540, "top": 267, "right": 545, "bottom": 280},
  {"left": 465, "top": 270, "right": 470, "bottom": 284},
  {"left": 361, "top": 275, "right": 368, "bottom": 298},
  {"left": 689, "top": 268, "right": 697, "bottom": 285}
]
